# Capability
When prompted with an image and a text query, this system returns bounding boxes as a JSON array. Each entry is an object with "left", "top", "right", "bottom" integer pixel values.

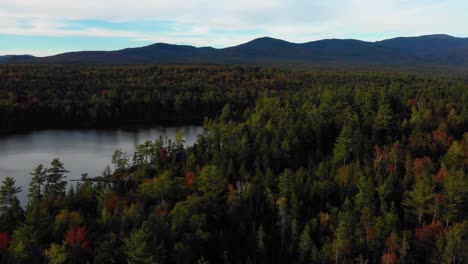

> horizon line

[{"left": 1, "top": 33, "right": 464, "bottom": 58}]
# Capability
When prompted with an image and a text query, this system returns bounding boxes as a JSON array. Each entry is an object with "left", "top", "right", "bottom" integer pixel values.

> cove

[{"left": 0, "top": 126, "right": 204, "bottom": 204}]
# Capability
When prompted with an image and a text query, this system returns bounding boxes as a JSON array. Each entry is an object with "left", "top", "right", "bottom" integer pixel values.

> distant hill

[
  {"left": 2, "top": 35, "right": 468, "bottom": 71},
  {"left": 0, "top": 55, "right": 36, "bottom": 62}
]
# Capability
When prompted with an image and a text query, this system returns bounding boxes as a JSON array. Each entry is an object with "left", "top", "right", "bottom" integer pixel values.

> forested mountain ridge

[
  {"left": 2, "top": 35, "right": 468, "bottom": 71},
  {"left": 0, "top": 65, "right": 467, "bottom": 263}
]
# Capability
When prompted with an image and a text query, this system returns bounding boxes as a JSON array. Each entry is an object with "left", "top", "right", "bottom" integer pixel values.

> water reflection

[{"left": 0, "top": 126, "right": 203, "bottom": 204}]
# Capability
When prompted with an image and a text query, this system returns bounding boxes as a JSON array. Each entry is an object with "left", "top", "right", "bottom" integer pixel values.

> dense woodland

[
  {"left": 0, "top": 65, "right": 300, "bottom": 130},
  {"left": 0, "top": 65, "right": 467, "bottom": 263}
]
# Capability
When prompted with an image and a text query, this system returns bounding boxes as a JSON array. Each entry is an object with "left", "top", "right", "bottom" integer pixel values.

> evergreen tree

[
  {"left": 44, "top": 159, "right": 69, "bottom": 200},
  {"left": 443, "top": 171, "right": 467, "bottom": 226},
  {"left": 404, "top": 177, "right": 434, "bottom": 225},
  {"left": 297, "top": 224, "right": 311, "bottom": 263},
  {"left": 0, "top": 177, "right": 23, "bottom": 232},
  {"left": 124, "top": 223, "right": 155, "bottom": 264},
  {"left": 112, "top": 149, "right": 130, "bottom": 172},
  {"left": 256, "top": 225, "right": 265, "bottom": 257},
  {"left": 28, "top": 164, "right": 46, "bottom": 202},
  {"left": 198, "top": 165, "right": 226, "bottom": 201},
  {"left": 333, "top": 124, "right": 354, "bottom": 166}
]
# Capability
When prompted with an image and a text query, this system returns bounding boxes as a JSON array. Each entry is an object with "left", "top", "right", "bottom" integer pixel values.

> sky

[{"left": 0, "top": 0, "right": 467, "bottom": 56}]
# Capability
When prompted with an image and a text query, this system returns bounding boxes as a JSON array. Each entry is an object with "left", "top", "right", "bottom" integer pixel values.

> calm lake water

[{"left": 0, "top": 126, "right": 203, "bottom": 204}]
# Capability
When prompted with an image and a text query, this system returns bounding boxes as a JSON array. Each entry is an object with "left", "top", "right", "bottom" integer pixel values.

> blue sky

[{"left": 1, "top": 0, "right": 467, "bottom": 56}]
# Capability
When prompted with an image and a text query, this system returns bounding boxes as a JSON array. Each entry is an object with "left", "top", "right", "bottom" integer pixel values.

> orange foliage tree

[
  {"left": 65, "top": 226, "right": 89, "bottom": 250},
  {"left": 185, "top": 172, "right": 196, "bottom": 188}
]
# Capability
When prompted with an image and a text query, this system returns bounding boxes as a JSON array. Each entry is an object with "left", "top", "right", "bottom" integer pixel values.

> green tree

[
  {"left": 297, "top": 224, "right": 311, "bottom": 263},
  {"left": 257, "top": 225, "right": 265, "bottom": 257},
  {"left": 44, "top": 243, "right": 67, "bottom": 264},
  {"left": 442, "top": 221, "right": 467, "bottom": 264},
  {"left": 220, "top": 103, "right": 232, "bottom": 123},
  {"left": 175, "top": 130, "right": 186, "bottom": 146},
  {"left": 112, "top": 149, "right": 130, "bottom": 172},
  {"left": 28, "top": 164, "right": 46, "bottom": 202},
  {"left": 137, "top": 140, "right": 154, "bottom": 164},
  {"left": 278, "top": 169, "right": 293, "bottom": 199},
  {"left": 333, "top": 124, "right": 354, "bottom": 166},
  {"left": 442, "top": 141, "right": 464, "bottom": 170},
  {"left": 8, "top": 224, "right": 39, "bottom": 264},
  {"left": 138, "top": 171, "right": 174, "bottom": 202},
  {"left": 376, "top": 177, "right": 392, "bottom": 213},
  {"left": 0, "top": 177, "right": 23, "bottom": 232},
  {"left": 404, "top": 177, "right": 434, "bottom": 225},
  {"left": 443, "top": 171, "right": 467, "bottom": 226},
  {"left": 333, "top": 199, "right": 354, "bottom": 264},
  {"left": 198, "top": 165, "right": 226, "bottom": 201},
  {"left": 276, "top": 196, "right": 289, "bottom": 256},
  {"left": 94, "top": 233, "right": 122, "bottom": 264},
  {"left": 374, "top": 100, "right": 393, "bottom": 131},
  {"left": 354, "top": 175, "right": 375, "bottom": 213},
  {"left": 124, "top": 223, "right": 155, "bottom": 264},
  {"left": 44, "top": 159, "right": 69, "bottom": 200}
]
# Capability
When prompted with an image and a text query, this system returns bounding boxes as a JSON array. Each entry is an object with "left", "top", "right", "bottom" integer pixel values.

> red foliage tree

[
  {"left": 374, "top": 146, "right": 386, "bottom": 164},
  {"left": 415, "top": 220, "right": 446, "bottom": 250},
  {"left": 104, "top": 195, "right": 120, "bottom": 211},
  {"left": 433, "top": 129, "right": 449, "bottom": 146},
  {"left": 381, "top": 252, "right": 398, "bottom": 264},
  {"left": 65, "top": 226, "right": 89, "bottom": 250},
  {"left": 433, "top": 166, "right": 449, "bottom": 184},
  {"left": 415, "top": 220, "right": 445, "bottom": 241},
  {"left": 159, "top": 147, "right": 168, "bottom": 161},
  {"left": 408, "top": 98, "right": 418, "bottom": 106},
  {"left": 0, "top": 232, "right": 8, "bottom": 255},
  {"left": 381, "top": 232, "right": 399, "bottom": 264},
  {"left": 185, "top": 172, "right": 195, "bottom": 188},
  {"left": 409, "top": 134, "right": 424, "bottom": 153},
  {"left": 365, "top": 225, "right": 376, "bottom": 242},
  {"left": 385, "top": 232, "right": 399, "bottom": 253},
  {"left": 412, "top": 157, "right": 434, "bottom": 179}
]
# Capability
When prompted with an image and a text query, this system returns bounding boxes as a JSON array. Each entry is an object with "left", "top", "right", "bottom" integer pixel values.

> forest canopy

[{"left": 0, "top": 65, "right": 467, "bottom": 263}]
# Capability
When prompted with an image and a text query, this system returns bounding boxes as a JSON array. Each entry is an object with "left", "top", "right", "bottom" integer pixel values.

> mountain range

[{"left": 2, "top": 34, "right": 468, "bottom": 71}]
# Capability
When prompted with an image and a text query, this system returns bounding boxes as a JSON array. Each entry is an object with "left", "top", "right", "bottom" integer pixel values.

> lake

[{"left": 0, "top": 126, "right": 204, "bottom": 205}]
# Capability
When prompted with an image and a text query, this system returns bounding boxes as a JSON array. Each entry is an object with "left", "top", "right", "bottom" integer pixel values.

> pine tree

[
  {"left": 0, "top": 177, "right": 23, "bottom": 232},
  {"left": 333, "top": 124, "right": 354, "bottom": 166},
  {"left": 374, "top": 100, "right": 393, "bottom": 131},
  {"left": 0, "top": 177, "right": 21, "bottom": 213},
  {"left": 403, "top": 177, "right": 434, "bottom": 225},
  {"left": 333, "top": 199, "right": 354, "bottom": 264},
  {"left": 443, "top": 170, "right": 467, "bottom": 226},
  {"left": 44, "top": 159, "right": 69, "bottom": 200},
  {"left": 111, "top": 149, "right": 129, "bottom": 172},
  {"left": 442, "top": 141, "right": 464, "bottom": 170},
  {"left": 257, "top": 225, "right": 266, "bottom": 259},
  {"left": 29, "top": 164, "right": 46, "bottom": 202},
  {"left": 198, "top": 165, "right": 226, "bottom": 201},
  {"left": 297, "top": 224, "right": 311, "bottom": 263},
  {"left": 442, "top": 222, "right": 467, "bottom": 264}
]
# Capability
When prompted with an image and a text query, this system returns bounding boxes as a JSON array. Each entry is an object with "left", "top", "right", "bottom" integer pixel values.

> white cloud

[
  {"left": 0, "top": 49, "right": 62, "bottom": 56},
  {"left": 0, "top": 0, "right": 467, "bottom": 54}
]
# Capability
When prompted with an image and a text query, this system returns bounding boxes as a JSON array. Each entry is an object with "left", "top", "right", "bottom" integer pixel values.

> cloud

[
  {"left": 0, "top": 0, "right": 467, "bottom": 55},
  {"left": 0, "top": 49, "right": 59, "bottom": 57}
]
